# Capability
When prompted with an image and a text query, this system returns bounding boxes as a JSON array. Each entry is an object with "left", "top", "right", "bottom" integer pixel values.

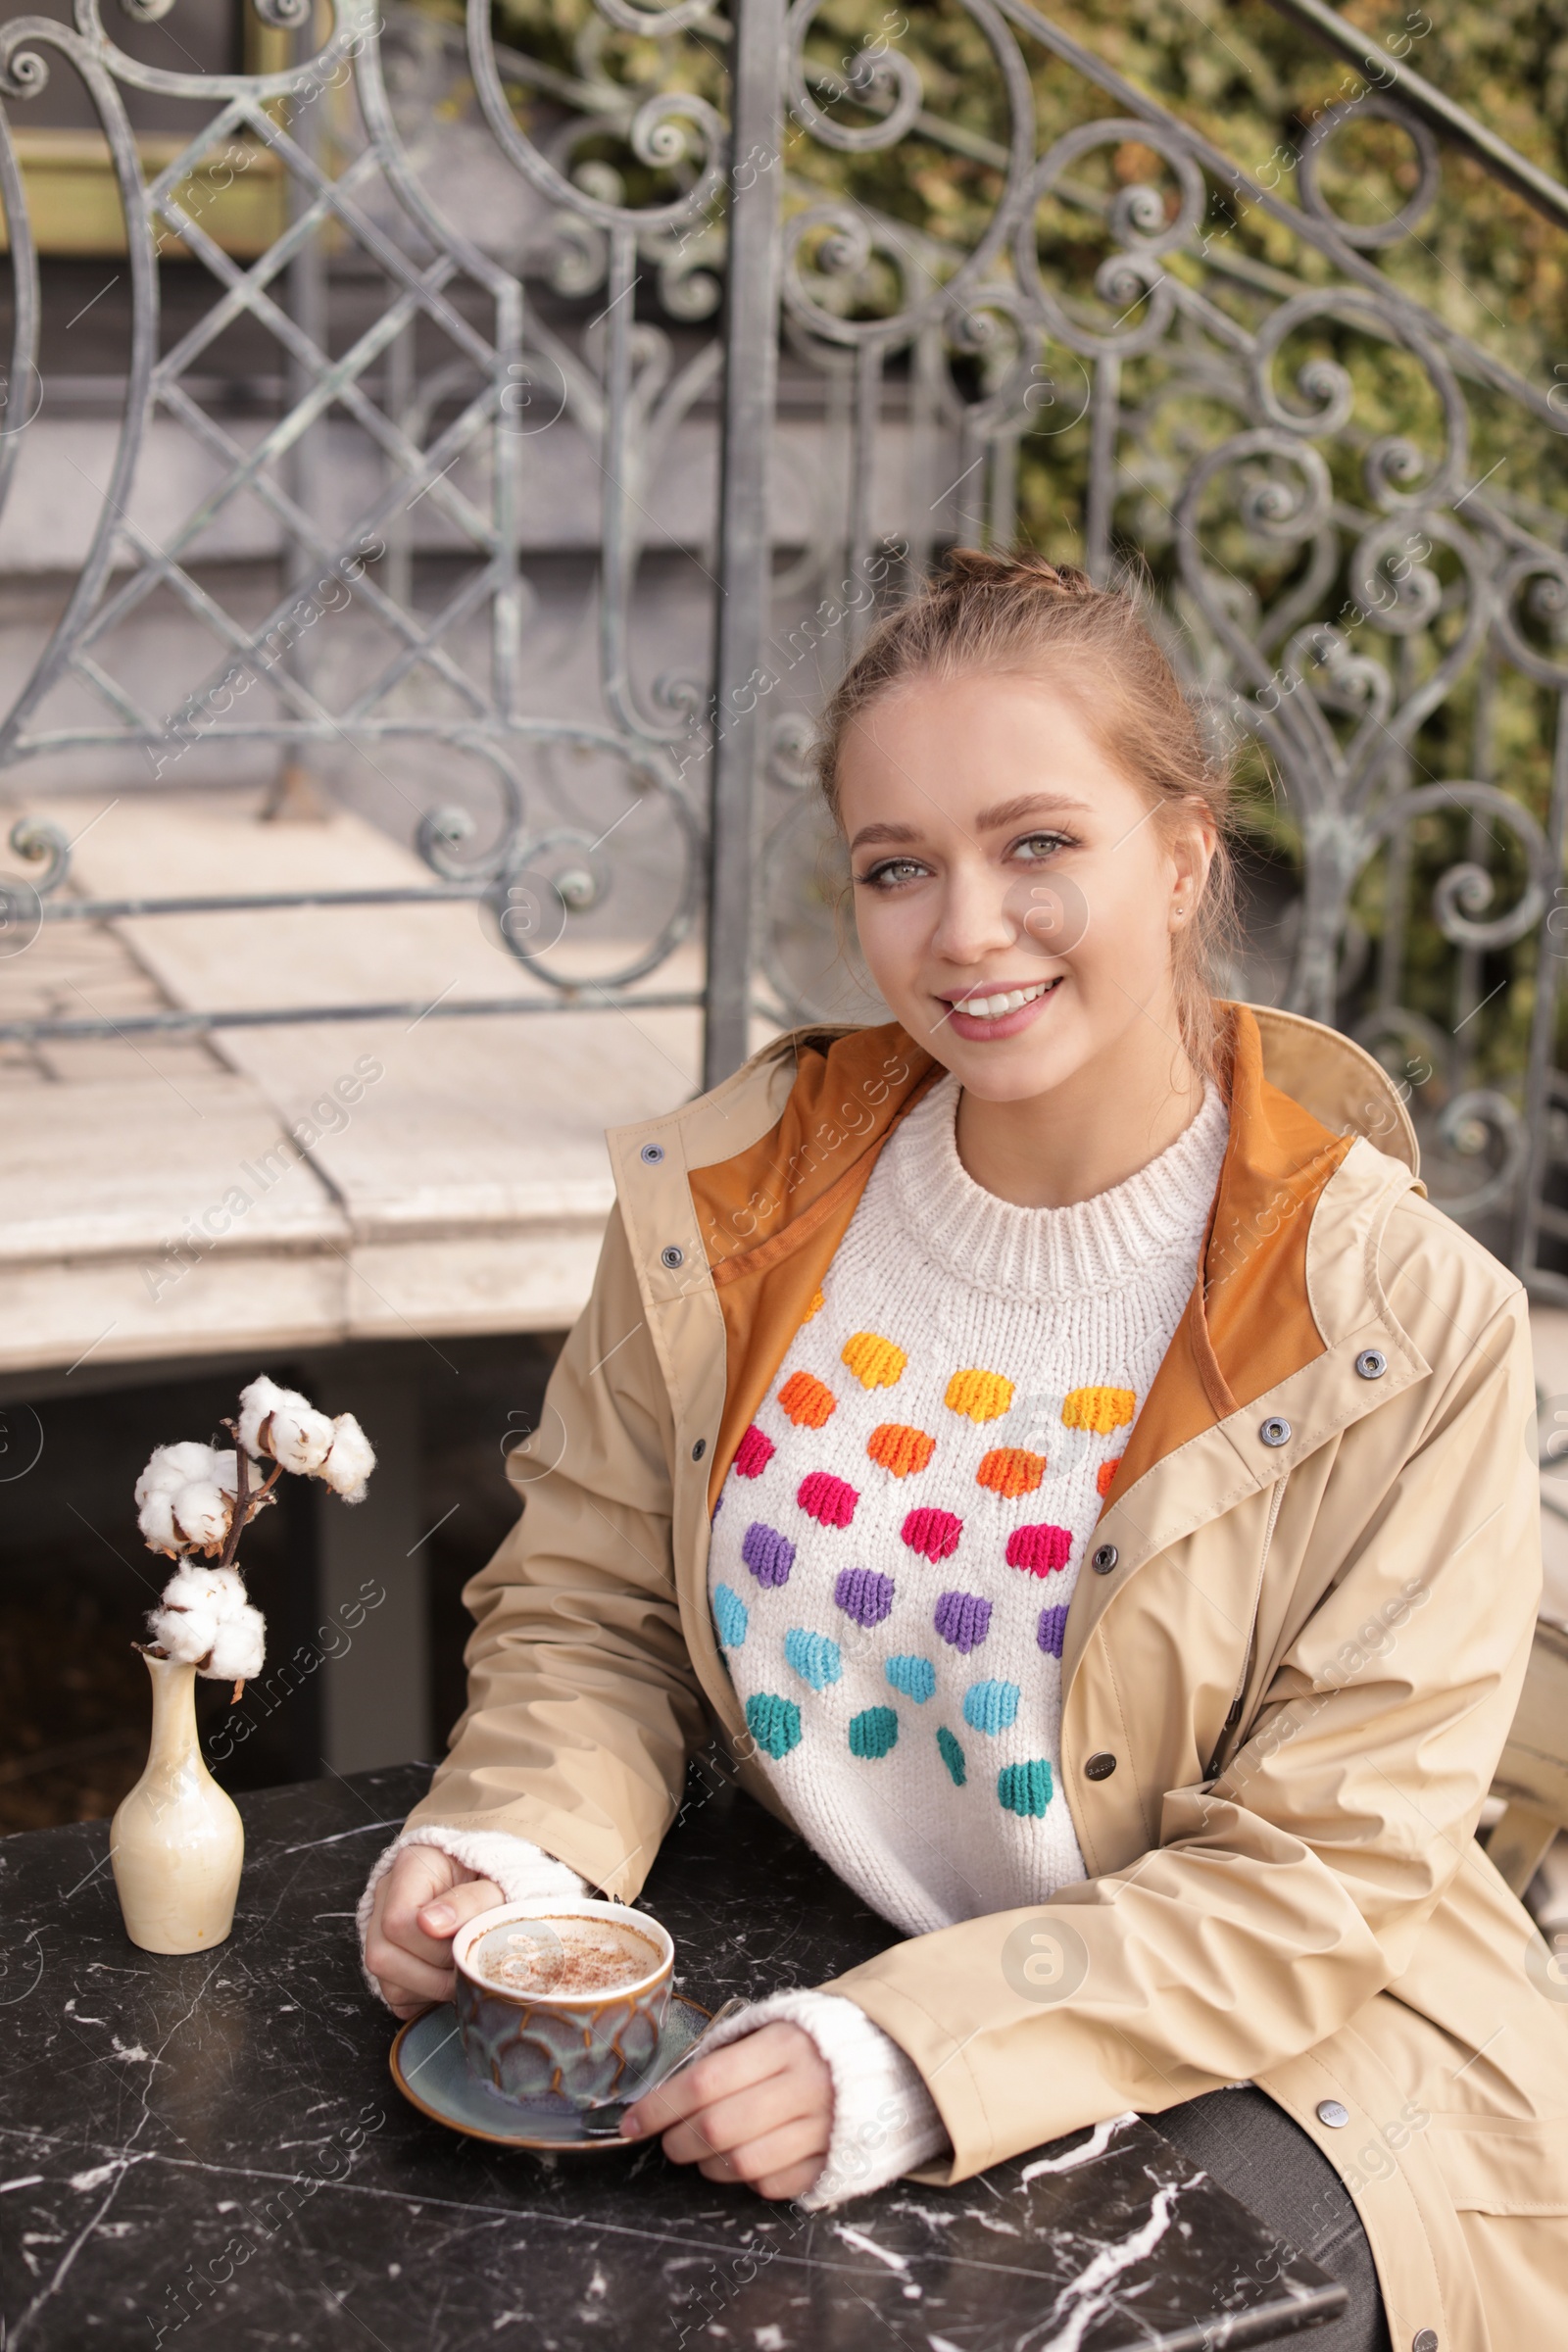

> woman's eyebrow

[
  {"left": 848, "top": 820, "right": 922, "bottom": 851},
  {"left": 972, "top": 792, "right": 1092, "bottom": 830}
]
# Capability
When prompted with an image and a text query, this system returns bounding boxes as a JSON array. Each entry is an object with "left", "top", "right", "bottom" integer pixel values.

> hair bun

[{"left": 941, "top": 547, "right": 1094, "bottom": 598}]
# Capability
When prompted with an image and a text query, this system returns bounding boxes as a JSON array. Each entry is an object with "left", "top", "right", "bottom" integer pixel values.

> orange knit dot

[
  {"left": 866, "top": 1422, "right": 936, "bottom": 1478},
  {"left": 842, "top": 1332, "right": 907, "bottom": 1390},
  {"left": 945, "top": 1368, "right": 1015, "bottom": 1423},
  {"left": 1062, "top": 1386, "right": 1136, "bottom": 1437},
  {"left": 975, "top": 1446, "right": 1046, "bottom": 1499},
  {"left": 801, "top": 1287, "right": 825, "bottom": 1324},
  {"left": 777, "top": 1370, "right": 836, "bottom": 1430},
  {"left": 1097, "top": 1455, "right": 1123, "bottom": 1499}
]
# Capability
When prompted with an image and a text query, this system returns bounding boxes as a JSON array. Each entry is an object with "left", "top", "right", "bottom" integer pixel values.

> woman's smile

[{"left": 940, "top": 974, "right": 1063, "bottom": 1041}]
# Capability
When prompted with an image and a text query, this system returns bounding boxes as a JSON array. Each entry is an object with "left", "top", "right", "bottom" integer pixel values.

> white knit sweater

[{"left": 362, "top": 1075, "right": 1229, "bottom": 2206}]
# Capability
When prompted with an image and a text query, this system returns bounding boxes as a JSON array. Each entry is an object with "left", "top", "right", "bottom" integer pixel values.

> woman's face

[{"left": 836, "top": 669, "right": 1212, "bottom": 1103}]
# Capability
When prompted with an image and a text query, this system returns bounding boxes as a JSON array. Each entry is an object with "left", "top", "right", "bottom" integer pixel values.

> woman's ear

[{"left": 1168, "top": 803, "right": 1217, "bottom": 930}]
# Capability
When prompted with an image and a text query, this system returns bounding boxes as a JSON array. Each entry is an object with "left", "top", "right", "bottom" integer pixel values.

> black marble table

[{"left": 0, "top": 1763, "right": 1346, "bottom": 2351}]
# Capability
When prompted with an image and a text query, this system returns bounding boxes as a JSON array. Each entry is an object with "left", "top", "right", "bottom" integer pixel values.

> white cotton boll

[
  {"left": 204, "top": 1604, "right": 265, "bottom": 1687},
  {"left": 136, "top": 1489, "right": 183, "bottom": 1558},
  {"left": 160, "top": 1564, "right": 247, "bottom": 1623},
  {"left": 318, "top": 1413, "right": 375, "bottom": 1502},
  {"left": 135, "top": 1441, "right": 220, "bottom": 1508},
  {"left": 171, "top": 1481, "right": 231, "bottom": 1555},
  {"left": 147, "top": 1598, "right": 218, "bottom": 1665},
  {"left": 212, "top": 1449, "right": 239, "bottom": 1497},
  {"left": 236, "top": 1375, "right": 287, "bottom": 1461},
  {"left": 238, "top": 1375, "right": 333, "bottom": 1473}
]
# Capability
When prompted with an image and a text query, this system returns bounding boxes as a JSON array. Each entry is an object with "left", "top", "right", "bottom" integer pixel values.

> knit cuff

[
  {"left": 701, "top": 1989, "right": 949, "bottom": 2209},
  {"left": 356, "top": 1827, "right": 592, "bottom": 2004}
]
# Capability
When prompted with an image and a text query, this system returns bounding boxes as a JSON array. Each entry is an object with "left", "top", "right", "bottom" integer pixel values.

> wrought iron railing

[{"left": 1, "top": 0, "right": 1568, "bottom": 1292}]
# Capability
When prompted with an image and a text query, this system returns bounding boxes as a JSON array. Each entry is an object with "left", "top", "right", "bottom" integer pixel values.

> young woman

[{"left": 361, "top": 555, "right": 1567, "bottom": 2349}]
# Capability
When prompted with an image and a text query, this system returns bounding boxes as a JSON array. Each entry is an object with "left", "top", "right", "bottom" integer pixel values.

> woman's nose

[{"left": 930, "top": 866, "right": 1018, "bottom": 967}]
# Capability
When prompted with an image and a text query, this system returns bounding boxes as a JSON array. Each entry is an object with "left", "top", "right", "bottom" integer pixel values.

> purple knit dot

[
  {"left": 1037, "top": 1603, "right": 1069, "bottom": 1659},
  {"left": 933, "top": 1590, "right": 992, "bottom": 1653},
  {"left": 798, "top": 1470, "right": 858, "bottom": 1529},
  {"left": 835, "top": 1567, "right": 896, "bottom": 1629},
  {"left": 901, "top": 1506, "right": 962, "bottom": 1562},
  {"left": 742, "top": 1520, "right": 796, "bottom": 1589}
]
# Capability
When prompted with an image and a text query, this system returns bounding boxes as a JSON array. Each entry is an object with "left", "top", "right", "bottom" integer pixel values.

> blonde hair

[{"left": 816, "top": 548, "right": 1238, "bottom": 1082}]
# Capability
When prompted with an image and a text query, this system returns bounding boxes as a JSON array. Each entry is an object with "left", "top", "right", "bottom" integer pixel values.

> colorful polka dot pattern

[
  {"left": 734, "top": 1424, "right": 774, "bottom": 1480},
  {"left": 865, "top": 1422, "right": 935, "bottom": 1478},
  {"left": 842, "top": 1331, "right": 907, "bottom": 1390},
  {"left": 1062, "top": 1386, "right": 1136, "bottom": 1436},
  {"left": 779, "top": 1370, "right": 836, "bottom": 1430},
  {"left": 945, "top": 1368, "right": 1014, "bottom": 1423},
  {"left": 976, "top": 1446, "right": 1046, "bottom": 1499},
  {"left": 710, "top": 1273, "right": 1147, "bottom": 1838},
  {"left": 1006, "top": 1523, "right": 1072, "bottom": 1577},
  {"left": 902, "top": 1505, "right": 963, "bottom": 1562}
]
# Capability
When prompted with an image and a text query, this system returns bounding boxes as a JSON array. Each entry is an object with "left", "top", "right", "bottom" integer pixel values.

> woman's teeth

[{"left": 957, "top": 982, "right": 1053, "bottom": 1019}]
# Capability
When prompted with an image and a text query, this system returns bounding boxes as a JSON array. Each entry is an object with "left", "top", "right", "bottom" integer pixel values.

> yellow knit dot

[
  {"left": 1062, "top": 1386, "right": 1136, "bottom": 1436},
  {"left": 841, "top": 1331, "right": 907, "bottom": 1390},
  {"left": 801, "top": 1287, "right": 825, "bottom": 1325},
  {"left": 944, "top": 1368, "right": 1015, "bottom": 1423}
]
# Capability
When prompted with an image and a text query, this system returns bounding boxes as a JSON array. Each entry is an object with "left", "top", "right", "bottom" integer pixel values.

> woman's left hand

[{"left": 621, "top": 2020, "right": 833, "bottom": 2201}]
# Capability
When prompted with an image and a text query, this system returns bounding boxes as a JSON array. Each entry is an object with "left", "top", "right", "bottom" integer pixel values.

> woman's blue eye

[{"left": 859, "top": 858, "right": 925, "bottom": 887}]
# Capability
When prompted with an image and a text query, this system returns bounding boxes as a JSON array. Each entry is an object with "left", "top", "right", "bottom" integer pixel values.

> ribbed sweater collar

[{"left": 882, "top": 1073, "right": 1229, "bottom": 1301}]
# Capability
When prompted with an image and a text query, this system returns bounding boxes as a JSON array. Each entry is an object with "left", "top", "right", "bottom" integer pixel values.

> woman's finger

[
  {"left": 381, "top": 1872, "right": 500, "bottom": 1972},
  {"left": 625, "top": 2023, "right": 806, "bottom": 2138},
  {"left": 366, "top": 1940, "right": 455, "bottom": 2008},
  {"left": 415, "top": 1877, "right": 505, "bottom": 1938},
  {"left": 655, "top": 2073, "right": 808, "bottom": 2167},
  {"left": 695, "top": 2116, "right": 829, "bottom": 2195}
]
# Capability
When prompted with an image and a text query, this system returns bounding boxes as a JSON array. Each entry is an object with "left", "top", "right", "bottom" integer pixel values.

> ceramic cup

[{"left": 451, "top": 1899, "right": 674, "bottom": 2112}]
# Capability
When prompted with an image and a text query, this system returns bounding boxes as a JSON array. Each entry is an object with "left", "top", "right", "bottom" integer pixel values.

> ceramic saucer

[{"left": 390, "top": 1991, "right": 711, "bottom": 2150}]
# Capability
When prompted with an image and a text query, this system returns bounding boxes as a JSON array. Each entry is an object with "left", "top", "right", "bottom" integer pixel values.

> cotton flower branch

[{"left": 136, "top": 1376, "right": 376, "bottom": 1699}]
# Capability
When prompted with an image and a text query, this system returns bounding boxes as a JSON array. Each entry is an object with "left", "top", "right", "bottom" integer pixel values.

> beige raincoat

[{"left": 402, "top": 1004, "right": 1568, "bottom": 2347}]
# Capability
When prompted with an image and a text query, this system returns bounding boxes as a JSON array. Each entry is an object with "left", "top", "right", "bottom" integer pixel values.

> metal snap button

[
  {"left": 1316, "top": 2099, "right": 1349, "bottom": 2129},
  {"left": 1259, "top": 1415, "right": 1291, "bottom": 1447},
  {"left": 1411, "top": 2332, "right": 1439, "bottom": 2352},
  {"left": 1092, "top": 1544, "right": 1118, "bottom": 1575},
  {"left": 640, "top": 1142, "right": 665, "bottom": 1164},
  {"left": 1085, "top": 1752, "right": 1117, "bottom": 1781},
  {"left": 1354, "top": 1348, "right": 1387, "bottom": 1380},
  {"left": 691, "top": 1438, "right": 707, "bottom": 1461},
  {"left": 661, "top": 1245, "right": 685, "bottom": 1269}
]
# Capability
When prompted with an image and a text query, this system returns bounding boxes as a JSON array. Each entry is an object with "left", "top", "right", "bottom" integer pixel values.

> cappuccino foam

[{"left": 475, "top": 1916, "right": 662, "bottom": 1996}]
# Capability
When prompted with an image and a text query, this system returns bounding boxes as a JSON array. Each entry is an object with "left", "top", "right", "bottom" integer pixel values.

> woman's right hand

[{"left": 364, "top": 1845, "right": 504, "bottom": 2017}]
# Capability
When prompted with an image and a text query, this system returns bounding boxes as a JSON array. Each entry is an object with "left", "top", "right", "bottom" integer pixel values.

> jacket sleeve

[
  {"left": 819, "top": 1286, "right": 1543, "bottom": 2180},
  {"left": 399, "top": 1202, "right": 709, "bottom": 1899}
]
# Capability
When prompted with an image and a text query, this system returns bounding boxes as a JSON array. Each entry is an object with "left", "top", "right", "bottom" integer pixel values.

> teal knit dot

[
  {"left": 885, "top": 1653, "right": 936, "bottom": 1704},
  {"left": 746, "top": 1691, "right": 803, "bottom": 1761},
  {"left": 962, "top": 1678, "right": 1020, "bottom": 1736},
  {"left": 848, "top": 1705, "right": 900, "bottom": 1760},
  {"left": 998, "top": 1758, "right": 1054, "bottom": 1817},
  {"left": 712, "top": 1583, "right": 749, "bottom": 1650},
  {"left": 785, "top": 1627, "right": 842, "bottom": 1690},
  {"left": 936, "top": 1726, "right": 966, "bottom": 1788}
]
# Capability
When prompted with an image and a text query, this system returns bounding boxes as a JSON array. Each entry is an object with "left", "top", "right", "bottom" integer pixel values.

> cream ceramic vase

[{"left": 110, "top": 1650, "right": 244, "bottom": 1953}]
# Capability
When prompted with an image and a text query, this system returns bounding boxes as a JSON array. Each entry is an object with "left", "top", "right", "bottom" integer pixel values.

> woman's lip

[{"left": 942, "top": 978, "right": 1062, "bottom": 1041}]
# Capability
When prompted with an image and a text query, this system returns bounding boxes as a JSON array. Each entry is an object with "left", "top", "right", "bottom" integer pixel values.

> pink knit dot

[
  {"left": 1005, "top": 1523, "right": 1072, "bottom": 1577},
  {"left": 734, "top": 1424, "right": 774, "bottom": 1480},
  {"left": 901, "top": 1506, "right": 962, "bottom": 1562},
  {"left": 798, "top": 1470, "right": 858, "bottom": 1529}
]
